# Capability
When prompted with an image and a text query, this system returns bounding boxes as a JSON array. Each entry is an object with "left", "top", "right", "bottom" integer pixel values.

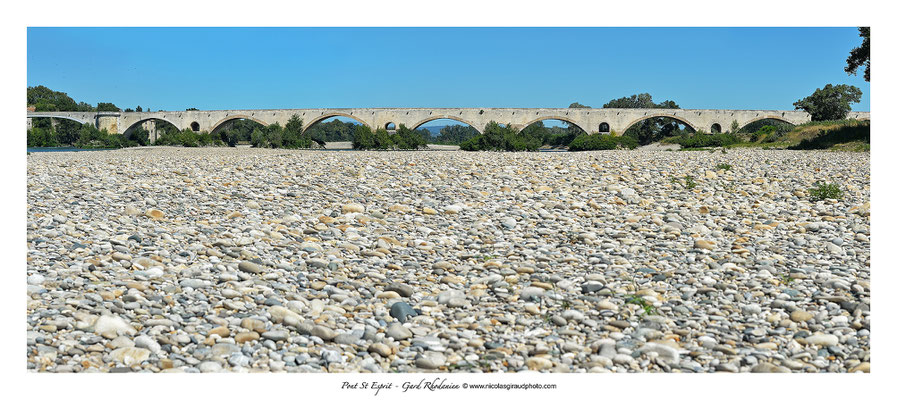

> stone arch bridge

[{"left": 26, "top": 108, "right": 870, "bottom": 143}]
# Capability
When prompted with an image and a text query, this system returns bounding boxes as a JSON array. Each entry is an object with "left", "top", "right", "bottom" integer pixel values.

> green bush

[
  {"left": 352, "top": 125, "right": 376, "bottom": 149},
  {"left": 73, "top": 124, "right": 137, "bottom": 148},
  {"left": 459, "top": 122, "right": 540, "bottom": 151},
  {"left": 374, "top": 128, "right": 393, "bottom": 149},
  {"left": 394, "top": 124, "right": 428, "bottom": 149},
  {"left": 808, "top": 182, "right": 843, "bottom": 201},
  {"left": 27, "top": 127, "right": 59, "bottom": 147}
]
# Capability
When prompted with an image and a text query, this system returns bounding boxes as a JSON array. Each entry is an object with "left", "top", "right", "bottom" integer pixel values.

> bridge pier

[{"left": 96, "top": 112, "right": 121, "bottom": 134}]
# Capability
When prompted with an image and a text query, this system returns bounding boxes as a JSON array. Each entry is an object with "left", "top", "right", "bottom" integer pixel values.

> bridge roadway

[{"left": 26, "top": 108, "right": 871, "bottom": 142}]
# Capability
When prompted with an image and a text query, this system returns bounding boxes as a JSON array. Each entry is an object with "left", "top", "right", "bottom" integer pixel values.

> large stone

[
  {"left": 389, "top": 302, "right": 419, "bottom": 323},
  {"left": 93, "top": 315, "right": 136, "bottom": 339},
  {"left": 386, "top": 323, "right": 412, "bottom": 340},
  {"left": 238, "top": 261, "right": 261, "bottom": 273},
  {"left": 109, "top": 347, "right": 151, "bottom": 366},
  {"left": 415, "top": 352, "right": 447, "bottom": 369}
]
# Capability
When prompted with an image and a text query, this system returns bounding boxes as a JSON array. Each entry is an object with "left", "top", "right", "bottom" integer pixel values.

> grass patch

[
  {"left": 808, "top": 181, "right": 843, "bottom": 201},
  {"left": 715, "top": 163, "right": 732, "bottom": 171},
  {"left": 788, "top": 120, "right": 870, "bottom": 150},
  {"left": 625, "top": 295, "right": 656, "bottom": 316}
]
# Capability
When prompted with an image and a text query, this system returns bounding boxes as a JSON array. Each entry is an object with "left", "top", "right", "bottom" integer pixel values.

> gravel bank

[{"left": 26, "top": 148, "right": 870, "bottom": 373}]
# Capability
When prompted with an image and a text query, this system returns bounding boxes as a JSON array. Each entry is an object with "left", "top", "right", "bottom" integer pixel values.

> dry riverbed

[{"left": 26, "top": 148, "right": 870, "bottom": 373}]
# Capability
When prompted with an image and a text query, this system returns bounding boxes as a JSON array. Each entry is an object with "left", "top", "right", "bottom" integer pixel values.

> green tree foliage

[
  {"left": 71, "top": 124, "right": 140, "bottom": 149},
  {"left": 186, "top": 108, "right": 199, "bottom": 111},
  {"left": 136, "top": 105, "right": 143, "bottom": 112},
  {"left": 730, "top": 120, "right": 740, "bottom": 133},
  {"left": 845, "top": 27, "right": 870, "bottom": 82},
  {"left": 352, "top": 125, "right": 376, "bottom": 149},
  {"left": 155, "top": 128, "right": 221, "bottom": 147},
  {"left": 96, "top": 102, "right": 121, "bottom": 112},
  {"left": 520, "top": 121, "right": 582, "bottom": 147},
  {"left": 393, "top": 124, "right": 428, "bottom": 149},
  {"left": 27, "top": 127, "right": 59, "bottom": 147},
  {"left": 126, "top": 125, "right": 151, "bottom": 146},
  {"left": 216, "top": 119, "right": 264, "bottom": 146},
  {"left": 246, "top": 116, "right": 315, "bottom": 149},
  {"left": 459, "top": 122, "right": 541, "bottom": 151},
  {"left": 793, "top": 84, "right": 863, "bottom": 121},
  {"left": 27, "top": 85, "right": 81, "bottom": 111},
  {"left": 603, "top": 93, "right": 691, "bottom": 145},
  {"left": 739, "top": 119, "right": 794, "bottom": 135},
  {"left": 55, "top": 119, "right": 82, "bottom": 145},
  {"left": 430, "top": 125, "right": 479, "bottom": 144},
  {"left": 305, "top": 119, "right": 359, "bottom": 142},
  {"left": 282, "top": 115, "right": 313, "bottom": 148},
  {"left": 568, "top": 102, "right": 591, "bottom": 108}
]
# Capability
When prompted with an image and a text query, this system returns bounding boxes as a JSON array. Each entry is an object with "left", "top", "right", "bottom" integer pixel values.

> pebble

[
  {"left": 238, "top": 261, "right": 261, "bottom": 274},
  {"left": 25, "top": 148, "right": 870, "bottom": 373},
  {"left": 387, "top": 323, "right": 412, "bottom": 340},
  {"left": 415, "top": 352, "right": 447, "bottom": 369},
  {"left": 389, "top": 302, "right": 418, "bottom": 323}
]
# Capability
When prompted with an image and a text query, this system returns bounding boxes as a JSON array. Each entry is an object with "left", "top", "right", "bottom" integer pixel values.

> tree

[
  {"left": 136, "top": 105, "right": 143, "bottom": 112},
  {"left": 435, "top": 125, "right": 479, "bottom": 144},
  {"left": 186, "top": 107, "right": 199, "bottom": 111},
  {"left": 96, "top": 102, "right": 120, "bottom": 112},
  {"left": 250, "top": 128, "right": 265, "bottom": 147},
  {"left": 394, "top": 124, "right": 427, "bottom": 149},
  {"left": 352, "top": 125, "right": 376, "bottom": 149},
  {"left": 124, "top": 108, "right": 134, "bottom": 112},
  {"left": 27, "top": 85, "right": 79, "bottom": 111},
  {"left": 603, "top": 93, "right": 658, "bottom": 109},
  {"left": 845, "top": 27, "right": 870, "bottom": 82},
  {"left": 569, "top": 102, "right": 591, "bottom": 108},
  {"left": 603, "top": 93, "right": 690, "bottom": 145},
  {"left": 730, "top": 120, "right": 740, "bottom": 134},
  {"left": 793, "top": 84, "right": 863, "bottom": 121},
  {"left": 280, "top": 115, "right": 314, "bottom": 148}
]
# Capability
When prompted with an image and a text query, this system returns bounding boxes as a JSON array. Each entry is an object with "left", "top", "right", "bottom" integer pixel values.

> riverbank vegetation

[{"left": 352, "top": 124, "right": 428, "bottom": 150}]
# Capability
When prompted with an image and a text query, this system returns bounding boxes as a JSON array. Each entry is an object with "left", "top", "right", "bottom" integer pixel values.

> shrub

[
  {"left": 27, "top": 127, "right": 59, "bottom": 147},
  {"left": 394, "top": 124, "right": 428, "bottom": 149},
  {"left": 459, "top": 122, "right": 540, "bottom": 151},
  {"left": 127, "top": 125, "right": 150, "bottom": 146},
  {"left": 352, "top": 125, "right": 376, "bottom": 149},
  {"left": 715, "top": 163, "right": 733, "bottom": 171},
  {"left": 808, "top": 182, "right": 843, "bottom": 201}
]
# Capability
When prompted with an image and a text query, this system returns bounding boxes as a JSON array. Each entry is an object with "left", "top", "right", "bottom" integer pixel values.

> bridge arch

[
  {"left": 208, "top": 115, "right": 269, "bottom": 134},
  {"left": 411, "top": 115, "right": 482, "bottom": 134},
  {"left": 738, "top": 115, "right": 796, "bottom": 130},
  {"left": 122, "top": 117, "right": 181, "bottom": 135},
  {"left": 621, "top": 113, "right": 698, "bottom": 134},
  {"left": 302, "top": 113, "right": 371, "bottom": 132},
  {"left": 520, "top": 116, "right": 588, "bottom": 133}
]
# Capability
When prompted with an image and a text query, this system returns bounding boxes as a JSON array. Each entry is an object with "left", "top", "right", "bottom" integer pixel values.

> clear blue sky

[{"left": 27, "top": 27, "right": 870, "bottom": 112}]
